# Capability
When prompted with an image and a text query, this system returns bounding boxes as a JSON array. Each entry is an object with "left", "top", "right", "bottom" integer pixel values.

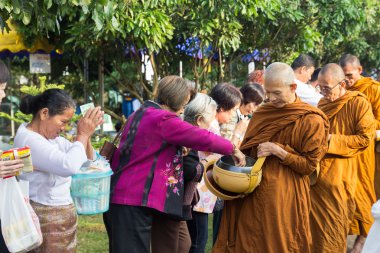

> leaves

[{"left": 0, "top": 0, "right": 378, "bottom": 91}]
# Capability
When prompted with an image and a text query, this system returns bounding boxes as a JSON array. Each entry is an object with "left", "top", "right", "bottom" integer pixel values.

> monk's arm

[
  {"left": 328, "top": 99, "right": 375, "bottom": 157},
  {"left": 279, "top": 114, "right": 328, "bottom": 175}
]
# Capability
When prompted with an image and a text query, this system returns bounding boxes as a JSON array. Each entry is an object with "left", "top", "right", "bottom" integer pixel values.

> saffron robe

[
  {"left": 213, "top": 97, "right": 329, "bottom": 253},
  {"left": 348, "top": 77, "right": 380, "bottom": 235},
  {"left": 310, "top": 91, "right": 375, "bottom": 253}
]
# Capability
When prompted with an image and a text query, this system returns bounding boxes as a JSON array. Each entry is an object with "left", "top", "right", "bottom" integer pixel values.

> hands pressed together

[{"left": 77, "top": 107, "right": 104, "bottom": 139}]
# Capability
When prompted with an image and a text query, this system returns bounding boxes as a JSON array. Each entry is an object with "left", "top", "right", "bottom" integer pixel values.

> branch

[
  {"left": 149, "top": 52, "right": 159, "bottom": 97},
  {"left": 103, "top": 107, "right": 123, "bottom": 122},
  {"left": 104, "top": 67, "right": 143, "bottom": 102}
]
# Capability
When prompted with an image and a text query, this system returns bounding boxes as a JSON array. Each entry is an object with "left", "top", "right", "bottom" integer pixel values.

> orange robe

[
  {"left": 213, "top": 97, "right": 329, "bottom": 253},
  {"left": 310, "top": 91, "right": 375, "bottom": 253},
  {"left": 347, "top": 77, "right": 380, "bottom": 235}
]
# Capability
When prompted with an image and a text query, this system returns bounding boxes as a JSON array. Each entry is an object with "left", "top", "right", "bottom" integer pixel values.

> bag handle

[{"left": 111, "top": 117, "right": 129, "bottom": 145}]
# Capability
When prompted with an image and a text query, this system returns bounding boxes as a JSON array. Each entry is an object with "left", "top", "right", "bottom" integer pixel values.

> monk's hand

[
  {"left": 232, "top": 145, "right": 246, "bottom": 166},
  {"left": 257, "top": 142, "right": 288, "bottom": 160}
]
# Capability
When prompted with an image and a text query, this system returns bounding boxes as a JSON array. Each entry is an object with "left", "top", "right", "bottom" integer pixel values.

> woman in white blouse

[{"left": 14, "top": 89, "right": 103, "bottom": 253}]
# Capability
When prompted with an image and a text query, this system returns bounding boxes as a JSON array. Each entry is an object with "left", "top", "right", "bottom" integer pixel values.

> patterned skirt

[{"left": 30, "top": 201, "right": 77, "bottom": 253}]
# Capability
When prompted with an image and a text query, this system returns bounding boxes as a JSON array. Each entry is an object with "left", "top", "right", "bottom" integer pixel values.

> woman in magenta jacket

[{"left": 107, "top": 76, "right": 245, "bottom": 253}]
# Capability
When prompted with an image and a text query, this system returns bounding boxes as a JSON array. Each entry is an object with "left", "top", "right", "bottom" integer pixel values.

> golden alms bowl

[{"left": 204, "top": 155, "right": 266, "bottom": 200}]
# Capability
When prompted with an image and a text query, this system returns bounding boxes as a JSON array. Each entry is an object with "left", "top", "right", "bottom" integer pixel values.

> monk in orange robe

[
  {"left": 309, "top": 63, "right": 375, "bottom": 253},
  {"left": 213, "top": 62, "right": 329, "bottom": 253},
  {"left": 339, "top": 54, "right": 380, "bottom": 252}
]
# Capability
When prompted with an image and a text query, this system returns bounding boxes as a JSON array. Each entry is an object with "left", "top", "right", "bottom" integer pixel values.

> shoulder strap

[
  {"left": 110, "top": 107, "right": 147, "bottom": 194},
  {"left": 111, "top": 118, "right": 129, "bottom": 145}
]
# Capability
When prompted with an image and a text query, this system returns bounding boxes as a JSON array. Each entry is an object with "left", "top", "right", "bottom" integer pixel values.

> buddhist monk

[
  {"left": 309, "top": 63, "right": 375, "bottom": 253},
  {"left": 213, "top": 62, "right": 329, "bottom": 253},
  {"left": 339, "top": 54, "right": 380, "bottom": 253}
]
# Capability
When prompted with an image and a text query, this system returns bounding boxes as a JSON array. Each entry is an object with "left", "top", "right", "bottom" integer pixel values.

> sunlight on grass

[{"left": 77, "top": 213, "right": 214, "bottom": 252}]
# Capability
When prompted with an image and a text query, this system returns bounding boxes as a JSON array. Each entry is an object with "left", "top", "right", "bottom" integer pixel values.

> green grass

[
  {"left": 77, "top": 214, "right": 214, "bottom": 252},
  {"left": 77, "top": 215, "right": 108, "bottom": 253}
]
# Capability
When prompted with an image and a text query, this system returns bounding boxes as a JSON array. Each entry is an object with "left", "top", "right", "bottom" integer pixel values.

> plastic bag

[
  {"left": 0, "top": 177, "right": 43, "bottom": 253},
  {"left": 362, "top": 200, "right": 380, "bottom": 253},
  {"left": 79, "top": 153, "right": 111, "bottom": 174}
]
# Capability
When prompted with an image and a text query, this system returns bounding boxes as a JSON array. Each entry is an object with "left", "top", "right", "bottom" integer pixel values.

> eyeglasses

[{"left": 318, "top": 79, "right": 345, "bottom": 94}]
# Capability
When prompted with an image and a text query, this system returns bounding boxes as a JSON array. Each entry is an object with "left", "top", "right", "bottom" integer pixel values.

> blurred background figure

[
  {"left": 247, "top": 70, "right": 265, "bottom": 86},
  {"left": 309, "top": 68, "right": 321, "bottom": 93},
  {"left": 291, "top": 54, "right": 322, "bottom": 106}
]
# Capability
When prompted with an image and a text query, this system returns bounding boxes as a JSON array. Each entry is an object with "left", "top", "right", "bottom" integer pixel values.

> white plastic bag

[
  {"left": 79, "top": 152, "right": 111, "bottom": 174},
  {"left": 0, "top": 177, "right": 43, "bottom": 253},
  {"left": 362, "top": 200, "right": 380, "bottom": 253}
]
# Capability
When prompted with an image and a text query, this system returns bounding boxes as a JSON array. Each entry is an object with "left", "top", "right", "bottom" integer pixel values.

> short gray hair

[
  {"left": 184, "top": 93, "right": 217, "bottom": 125},
  {"left": 265, "top": 62, "right": 295, "bottom": 86}
]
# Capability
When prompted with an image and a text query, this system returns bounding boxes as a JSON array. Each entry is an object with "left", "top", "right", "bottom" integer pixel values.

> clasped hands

[{"left": 77, "top": 107, "right": 104, "bottom": 138}]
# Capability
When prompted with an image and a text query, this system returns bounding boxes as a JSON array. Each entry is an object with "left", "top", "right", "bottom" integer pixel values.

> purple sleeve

[{"left": 160, "top": 115, "right": 233, "bottom": 155}]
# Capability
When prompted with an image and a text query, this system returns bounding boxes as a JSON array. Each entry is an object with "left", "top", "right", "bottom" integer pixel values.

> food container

[
  {"left": 70, "top": 170, "right": 113, "bottom": 215},
  {"left": 1, "top": 147, "right": 33, "bottom": 176}
]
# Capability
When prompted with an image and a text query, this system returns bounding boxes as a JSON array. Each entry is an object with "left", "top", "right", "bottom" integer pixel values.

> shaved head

[
  {"left": 339, "top": 54, "right": 363, "bottom": 86},
  {"left": 264, "top": 62, "right": 297, "bottom": 108},
  {"left": 339, "top": 54, "right": 361, "bottom": 68},
  {"left": 265, "top": 62, "right": 295, "bottom": 87},
  {"left": 319, "top": 63, "right": 345, "bottom": 83},
  {"left": 318, "top": 63, "right": 346, "bottom": 101}
]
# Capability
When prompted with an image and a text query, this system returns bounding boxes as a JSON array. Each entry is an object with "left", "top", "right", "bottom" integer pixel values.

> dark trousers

[
  {"left": 103, "top": 211, "right": 113, "bottom": 253},
  {"left": 108, "top": 204, "right": 191, "bottom": 253},
  {"left": 187, "top": 211, "right": 209, "bottom": 253},
  {"left": 152, "top": 217, "right": 191, "bottom": 253},
  {"left": 0, "top": 221, "right": 9, "bottom": 253},
  {"left": 213, "top": 210, "right": 223, "bottom": 245}
]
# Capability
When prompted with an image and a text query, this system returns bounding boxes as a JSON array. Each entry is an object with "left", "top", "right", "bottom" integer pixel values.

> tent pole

[
  {"left": 83, "top": 58, "right": 89, "bottom": 103},
  {"left": 7, "top": 57, "right": 15, "bottom": 137},
  {"left": 98, "top": 52, "right": 104, "bottom": 133}
]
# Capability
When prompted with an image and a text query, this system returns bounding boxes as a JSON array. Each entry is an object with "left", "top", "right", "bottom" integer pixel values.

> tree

[{"left": 1, "top": 0, "right": 379, "bottom": 97}]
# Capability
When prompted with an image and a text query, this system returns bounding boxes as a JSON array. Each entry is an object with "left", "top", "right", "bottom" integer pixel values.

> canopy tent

[
  {"left": 0, "top": 21, "right": 56, "bottom": 53},
  {"left": 0, "top": 21, "right": 58, "bottom": 136}
]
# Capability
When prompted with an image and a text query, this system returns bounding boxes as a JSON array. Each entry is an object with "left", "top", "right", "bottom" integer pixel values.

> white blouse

[
  {"left": 295, "top": 79, "right": 323, "bottom": 107},
  {"left": 14, "top": 123, "right": 88, "bottom": 206}
]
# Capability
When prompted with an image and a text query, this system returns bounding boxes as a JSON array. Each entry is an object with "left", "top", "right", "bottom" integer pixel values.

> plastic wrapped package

[{"left": 362, "top": 200, "right": 380, "bottom": 253}]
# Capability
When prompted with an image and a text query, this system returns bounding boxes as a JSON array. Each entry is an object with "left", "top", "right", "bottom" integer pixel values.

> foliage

[
  {"left": 0, "top": 76, "right": 66, "bottom": 124},
  {"left": 0, "top": 0, "right": 379, "bottom": 96},
  {"left": 20, "top": 76, "right": 65, "bottom": 95}
]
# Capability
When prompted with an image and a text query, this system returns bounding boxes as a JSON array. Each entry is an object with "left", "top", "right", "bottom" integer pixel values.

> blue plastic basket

[{"left": 70, "top": 170, "right": 113, "bottom": 215}]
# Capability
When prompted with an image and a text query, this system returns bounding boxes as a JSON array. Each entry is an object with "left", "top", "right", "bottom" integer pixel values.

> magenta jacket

[{"left": 111, "top": 101, "right": 233, "bottom": 217}]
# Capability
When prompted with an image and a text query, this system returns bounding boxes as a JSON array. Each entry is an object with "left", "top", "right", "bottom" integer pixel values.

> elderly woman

[
  {"left": 190, "top": 82, "right": 243, "bottom": 253},
  {"left": 0, "top": 60, "right": 24, "bottom": 253},
  {"left": 150, "top": 93, "right": 220, "bottom": 253},
  {"left": 108, "top": 76, "right": 245, "bottom": 253},
  {"left": 13, "top": 89, "right": 103, "bottom": 253},
  {"left": 220, "top": 82, "right": 265, "bottom": 146}
]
